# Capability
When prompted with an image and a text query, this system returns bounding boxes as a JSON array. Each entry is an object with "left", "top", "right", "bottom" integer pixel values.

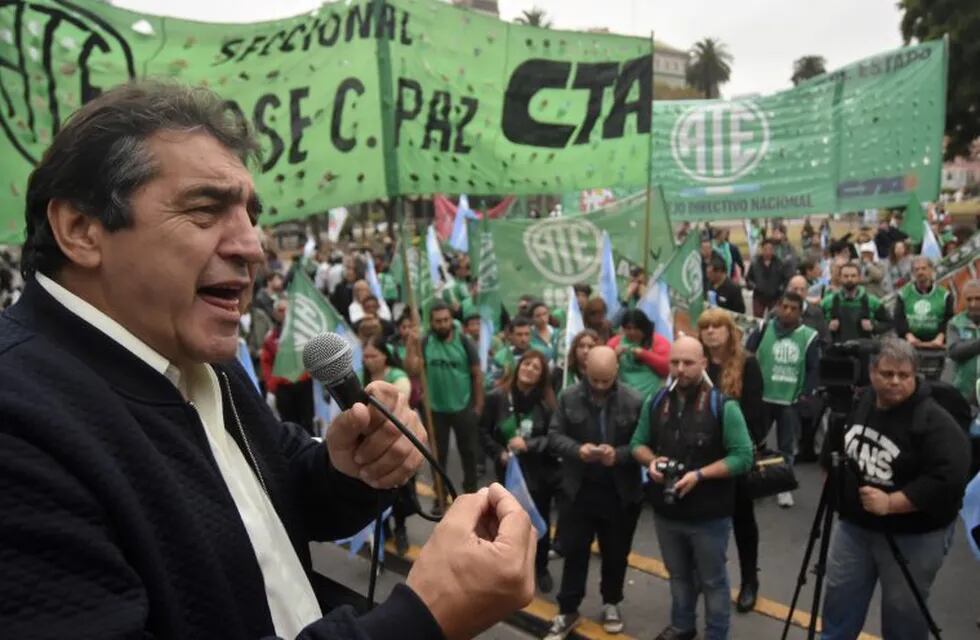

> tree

[
  {"left": 899, "top": 0, "right": 980, "bottom": 159},
  {"left": 514, "top": 7, "right": 552, "bottom": 28},
  {"left": 686, "top": 38, "right": 733, "bottom": 99},
  {"left": 791, "top": 55, "right": 827, "bottom": 85}
]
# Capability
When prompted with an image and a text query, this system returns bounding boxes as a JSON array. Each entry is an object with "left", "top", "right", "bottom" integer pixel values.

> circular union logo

[
  {"left": 523, "top": 217, "right": 603, "bottom": 285},
  {"left": 773, "top": 339, "right": 801, "bottom": 364},
  {"left": 681, "top": 251, "right": 703, "bottom": 295},
  {"left": 290, "top": 294, "right": 329, "bottom": 351},
  {"left": 670, "top": 101, "right": 770, "bottom": 185},
  {"left": 913, "top": 300, "right": 932, "bottom": 317}
]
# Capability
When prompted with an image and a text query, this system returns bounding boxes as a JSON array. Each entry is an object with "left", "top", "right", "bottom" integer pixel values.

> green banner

[
  {"left": 0, "top": 0, "right": 652, "bottom": 244},
  {"left": 474, "top": 190, "right": 674, "bottom": 311},
  {"left": 273, "top": 268, "right": 349, "bottom": 380},
  {"left": 652, "top": 40, "right": 947, "bottom": 221},
  {"left": 660, "top": 228, "right": 704, "bottom": 323}
]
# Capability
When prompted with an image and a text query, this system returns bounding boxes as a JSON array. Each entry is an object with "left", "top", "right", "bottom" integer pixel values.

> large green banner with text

[
  {"left": 652, "top": 40, "right": 947, "bottom": 221},
  {"left": 0, "top": 0, "right": 651, "bottom": 243},
  {"left": 473, "top": 190, "right": 674, "bottom": 311}
]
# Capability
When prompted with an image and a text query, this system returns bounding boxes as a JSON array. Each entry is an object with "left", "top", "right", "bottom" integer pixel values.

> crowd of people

[{"left": 185, "top": 204, "right": 979, "bottom": 640}]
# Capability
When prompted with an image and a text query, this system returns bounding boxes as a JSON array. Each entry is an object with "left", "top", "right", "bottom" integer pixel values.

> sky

[{"left": 114, "top": 0, "right": 906, "bottom": 98}]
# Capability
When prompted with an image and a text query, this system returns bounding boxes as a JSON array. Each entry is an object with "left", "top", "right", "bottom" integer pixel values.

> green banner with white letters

[
  {"left": 652, "top": 39, "right": 947, "bottom": 221},
  {"left": 0, "top": 0, "right": 652, "bottom": 244}
]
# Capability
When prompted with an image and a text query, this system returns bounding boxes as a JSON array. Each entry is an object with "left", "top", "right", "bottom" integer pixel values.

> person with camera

[
  {"left": 821, "top": 262, "right": 892, "bottom": 344},
  {"left": 894, "top": 257, "right": 954, "bottom": 351},
  {"left": 747, "top": 292, "right": 820, "bottom": 507},
  {"left": 820, "top": 339, "right": 971, "bottom": 640},
  {"left": 544, "top": 346, "right": 644, "bottom": 639},
  {"left": 631, "top": 336, "right": 754, "bottom": 640}
]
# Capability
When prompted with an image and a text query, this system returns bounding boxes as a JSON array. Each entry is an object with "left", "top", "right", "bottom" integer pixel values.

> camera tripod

[{"left": 780, "top": 453, "right": 943, "bottom": 640}]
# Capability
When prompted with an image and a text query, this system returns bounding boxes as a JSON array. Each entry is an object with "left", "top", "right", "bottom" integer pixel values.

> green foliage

[{"left": 686, "top": 38, "right": 733, "bottom": 99}]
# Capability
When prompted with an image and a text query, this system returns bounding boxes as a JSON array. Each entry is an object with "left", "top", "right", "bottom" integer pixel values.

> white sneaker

[
  {"left": 543, "top": 613, "right": 581, "bottom": 640},
  {"left": 601, "top": 603, "right": 624, "bottom": 634},
  {"left": 777, "top": 491, "right": 795, "bottom": 508}
]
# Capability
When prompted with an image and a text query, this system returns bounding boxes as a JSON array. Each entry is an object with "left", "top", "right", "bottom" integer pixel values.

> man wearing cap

[{"left": 858, "top": 241, "right": 886, "bottom": 298}]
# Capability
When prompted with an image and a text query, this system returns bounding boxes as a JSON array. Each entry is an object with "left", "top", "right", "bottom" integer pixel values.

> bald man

[
  {"left": 631, "top": 337, "right": 753, "bottom": 640},
  {"left": 946, "top": 279, "right": 980, "bottom": 408},
  {"left": 545, "top": 346, "right": 644, "bottom": 639}
]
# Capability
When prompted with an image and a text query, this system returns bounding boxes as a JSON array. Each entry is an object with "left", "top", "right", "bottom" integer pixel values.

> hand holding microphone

[{"left": 303, "top": 333, "right": 426, "bottom": 490}]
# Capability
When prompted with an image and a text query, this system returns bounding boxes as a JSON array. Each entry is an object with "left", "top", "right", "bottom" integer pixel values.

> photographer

[
  {"left": 631, "top": 337, "right": 753, "bottom": 640},
  {"left": 821, "top": 262, "right": 892, "bottom": 343},
  {"left": 820, "top": 339, "right": 971, "bottom": 640}
]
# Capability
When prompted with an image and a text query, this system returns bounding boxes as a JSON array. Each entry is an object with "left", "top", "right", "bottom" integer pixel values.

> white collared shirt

[{"left": 37, "top": 274, "right": 321, "bottom": 638}]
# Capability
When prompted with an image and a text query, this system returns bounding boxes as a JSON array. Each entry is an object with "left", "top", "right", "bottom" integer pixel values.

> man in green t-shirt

[
  {"left": 894, "top": 256, "right": 954, "bottom": 349},
  {"left": 747, "top": 292, "right": 819, "bottom": 508},
  {"left": 490, "top": 316, "right": 532, "bottom": 387},
  {"left": 423, "top": 301, "right": 484, "bottom": 493},
  {"left": 946, "top": 279, "right": 980, "bottom": 408}
]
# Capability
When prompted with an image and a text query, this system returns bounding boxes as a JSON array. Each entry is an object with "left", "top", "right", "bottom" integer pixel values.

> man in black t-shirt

[
  {"left": 705, "top": 254, "right": 746, "bottom": 314},
  {"left": 819, "top": 339, "right": 970, "bottom": 640}
]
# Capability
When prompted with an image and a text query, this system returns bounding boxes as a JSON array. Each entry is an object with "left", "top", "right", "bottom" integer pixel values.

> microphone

[
  {"left": 302, "top": 332, "right": 457, "bottom": 500},
  {"left": 302, "top": 332, "right": 369, "bottom": 410}
]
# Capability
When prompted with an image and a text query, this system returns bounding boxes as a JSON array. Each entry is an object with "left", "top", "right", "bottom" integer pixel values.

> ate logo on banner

[
  {"left": 681, "top": 250, "right": 703, "bottom": 296},
  {"left": 671, "top": 101, "right": 770, "bottom": 184},
  {"left": 523, "top": 217, "right": 602, "bottom": 285},
  {"left": 289, "top": 294, "right": 330, "bottom": 353}
]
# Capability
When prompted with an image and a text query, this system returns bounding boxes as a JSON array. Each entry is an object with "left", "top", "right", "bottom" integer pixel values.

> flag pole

[
  {"left": 642, "top": 30, "right": 656, "bottom": 277},
  {"left": 398, "top": 198, "right": 447, "bottom": 512}
]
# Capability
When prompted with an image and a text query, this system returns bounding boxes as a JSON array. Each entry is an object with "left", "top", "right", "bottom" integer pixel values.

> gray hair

[
  {"left": 870, "top": 337, "right": 919, "bottom": 371},
  {"left": 23, "top": 80, "right": 260, "bottom": 277},
  {"left": 911, "top": 255, "right": 934, "bottom": 270}
]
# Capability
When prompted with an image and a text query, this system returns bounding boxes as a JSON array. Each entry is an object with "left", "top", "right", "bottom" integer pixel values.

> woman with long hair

[
  {"left": 608, "top": 308, "right": 670, "bottom": 399},
  {"left": 696, "top": 308, "right": 766, "bottom": 613},
  {"left": 528, "top": 301, "right": 557, "bottom": 362},
  {"left": 479, "top": 350, "right": 560, "bottom": 593},
  {"left": 361, "top": 334, "right": 415, "bottom": 554},
  {"left": 565, "top": 329, "right": 599, "bottom": 388},
  {"left": 885, "top": 240, "right": 913, "bottom": 293}
]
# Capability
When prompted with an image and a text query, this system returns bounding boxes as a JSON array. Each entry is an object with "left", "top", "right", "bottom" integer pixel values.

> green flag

[
  {"left": 477, "top": 190, "right": 674, "bottom": 311},
  {"left": 473, "top": 215, "right": 502, "bottom": 331},
  {"left": 900, "top": 196, "right": 926, "bottom": 245},
  {"left": 273, "top": 270, "right": 349, "bottom": 380},
  {"left": 661, "top": 228, "right": 704, "bottom": 323}
]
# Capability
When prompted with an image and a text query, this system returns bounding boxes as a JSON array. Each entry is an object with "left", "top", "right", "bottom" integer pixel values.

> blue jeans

[
  {"left": 821, "top": 520, "right": 954, "bottom": 640},
  {"left": 653, "top": 514, "right": 732, "bottom": 640},
  {"left": 766, "top": 402, "right": 800, "bottom": 467}
]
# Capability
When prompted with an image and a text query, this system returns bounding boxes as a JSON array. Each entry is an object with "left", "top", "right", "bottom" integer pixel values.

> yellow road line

[{"left": 414, "top": 482, "right": 880, "bottom": 640}]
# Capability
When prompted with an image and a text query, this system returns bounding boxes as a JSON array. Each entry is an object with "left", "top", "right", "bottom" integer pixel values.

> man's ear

[{"left": 46, "top": 199, "right": 104, "bottom": 269}]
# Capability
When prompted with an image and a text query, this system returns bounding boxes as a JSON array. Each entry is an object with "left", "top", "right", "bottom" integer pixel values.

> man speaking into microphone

[{"left": 0, "top": 82, "right": 535, "bottom": 639}]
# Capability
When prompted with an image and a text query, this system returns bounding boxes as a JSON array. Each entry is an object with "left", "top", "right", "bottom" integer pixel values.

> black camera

[
  {"left": 656, "top": 459, "right": 687, "bottom": 505},
  {"left": 818, "top": 339, "right": 878, "bottom": 415}
]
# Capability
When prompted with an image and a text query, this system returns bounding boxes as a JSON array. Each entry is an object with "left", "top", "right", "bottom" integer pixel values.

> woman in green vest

[
  {"left": 361, "top": 334, "right": 415, "bottom": 554},
  {"left": 479, "top": 350, "right": 560, "bottom": 593},
  {"left": 608, "top": 308, "right": 670, "bottom": 400},
  {"left": 529, "top": 301, "right": 557, "bottom": 362}
]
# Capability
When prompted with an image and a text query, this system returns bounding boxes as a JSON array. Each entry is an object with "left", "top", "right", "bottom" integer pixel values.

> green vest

[
  {"left": 757, "top": 321, "right": 817, "bottom": 405},
  {"left": 618, "top": 337, "right": 664, "bottom": 401},
  {"left": 949, "top": 312, "right": 980, "bottom": 403},
  {"left": 899, "top": 282, "right": 949, "bottom": 341},
  {"left": 379, "top": 272, "right": 399, "bottom": 301},
  {"left": 424, "top": 330, "right": 474, "bottom": 413}
]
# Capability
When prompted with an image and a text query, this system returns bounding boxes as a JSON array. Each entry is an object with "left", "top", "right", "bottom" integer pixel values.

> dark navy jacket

[{"left": 0, "top": 279, "right": 442, "bottom": 639}]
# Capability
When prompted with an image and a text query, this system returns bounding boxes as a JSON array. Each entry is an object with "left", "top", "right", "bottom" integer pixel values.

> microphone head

[{"left": 302, "top": 332, "right": 354, "bottom": 385}]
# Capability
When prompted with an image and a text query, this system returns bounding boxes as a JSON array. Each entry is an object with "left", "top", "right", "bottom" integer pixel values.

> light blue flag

[
  {"left": 960, "top": 472, "right": 980, "bottom": 559},
  {"left": 743, "top": 219, "right": 758, "bottom": 260},
  {"left": 236, "top": 338, "right": 261, "bottom": 393},
  {"left": 333, "top": 507, "right": 392, "bottom": 558},
  {"left": 364, "top": 253, "right": 393, "bottom": 319},
  {"left": 312, "top": 378, "right": 338, "bottom": 431},
  {"left": 504, "top": 456, "right": 547, "bottom": 539},
  {"left": 921, "top": 220, "right": 942, "bottom": 260},
  {"left": 449, "top": 194, "right": 476, "bottom": 253},
  {"left": 425, "top": 225, "right": 445, "bottom": 289},
  {"left": 599, "top": 231, "right": 621, "bottom": 320},
  {"left": 479, "top": 315, "right": 493, "bottom": 374},
  {"left": 820, "top": 224, "right": 831, "bottom": 250},
  {"left": 561, "top": 285, "right": 585, "bottom": 388},
  {"left": 638, "top": 279, "right": 674, "bottom": 342}
]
